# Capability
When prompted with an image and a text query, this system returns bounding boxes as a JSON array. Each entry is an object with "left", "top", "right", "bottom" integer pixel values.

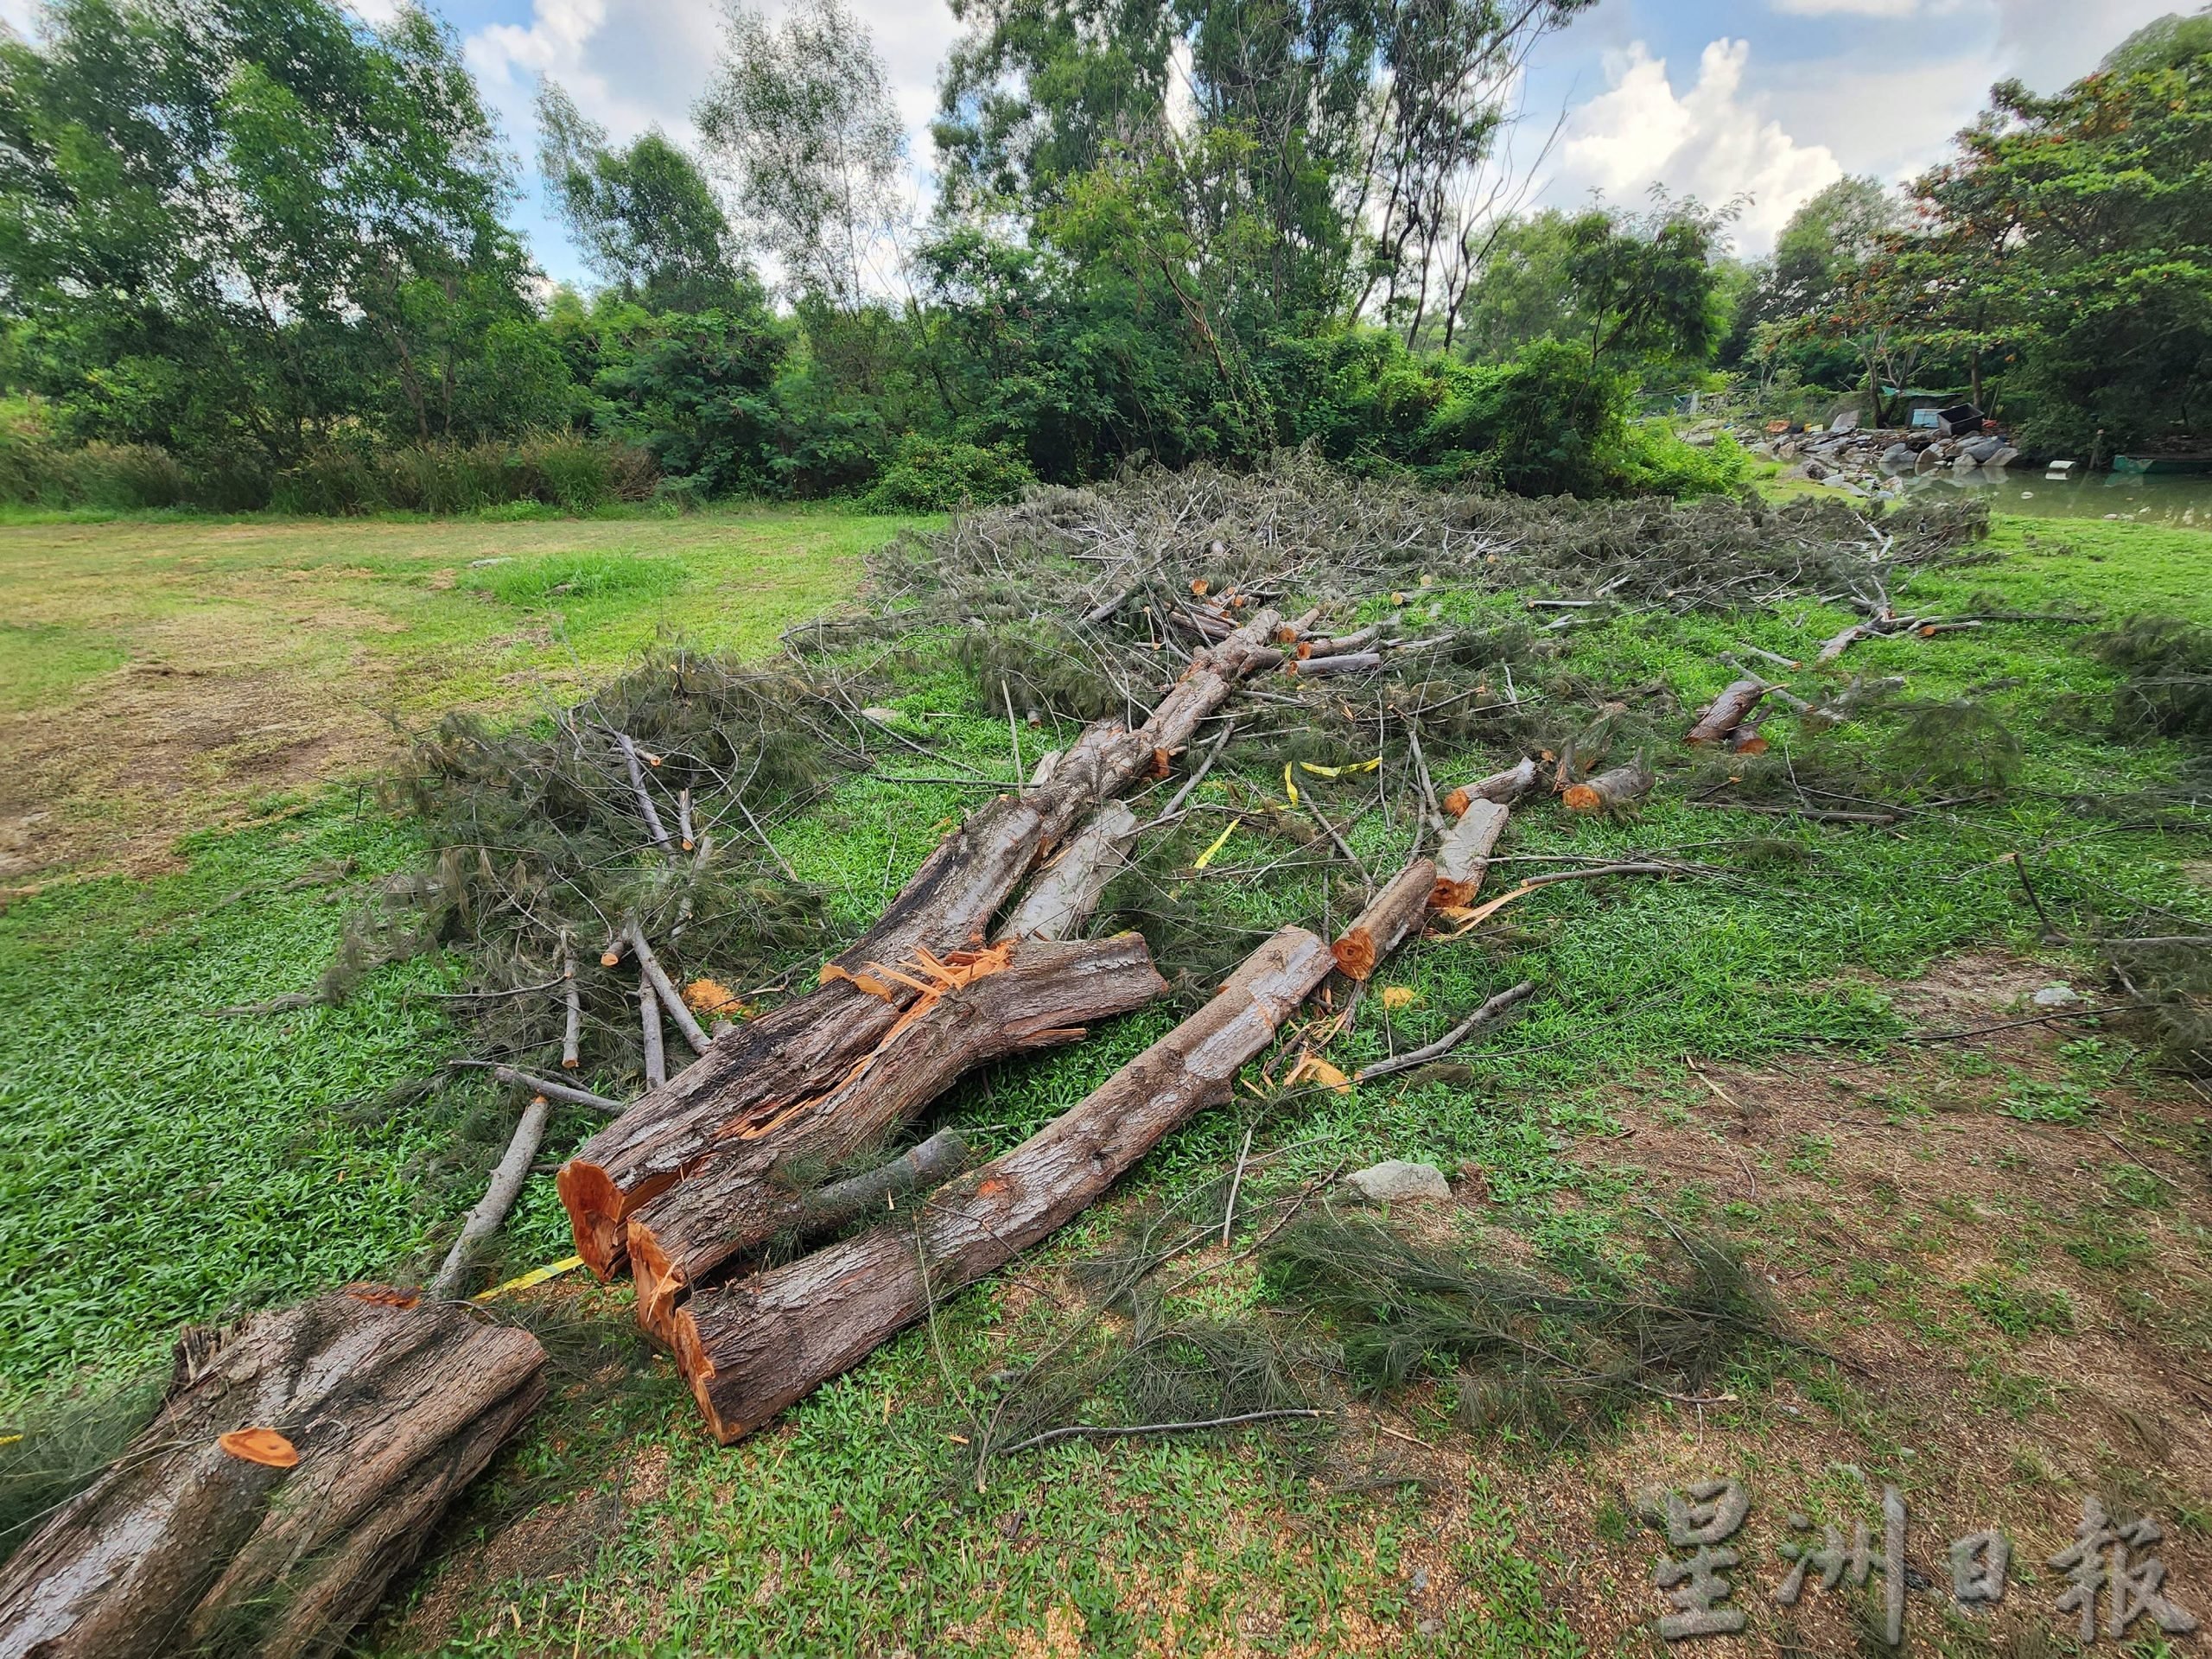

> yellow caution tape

[
  {"left": 1298, "top": 758, "right": 1381, "bottom": 779},
  {"left": 474, "top": 1255, "right": 585, "bottom": 1303},
  {"left": 1192, "top": 818, "right": 1240, "bottom": 870},
  {"left": 1282, "top": 762, "right": 1299, "bottom": 804}
]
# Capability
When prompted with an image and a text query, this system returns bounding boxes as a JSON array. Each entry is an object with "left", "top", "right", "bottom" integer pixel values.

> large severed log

[
  {"left": 558, "top": 608, "right": 1282, "bottom": 1279},
  {"left": 1684, "top": 678, "right": 1769, "bottom": 746},
  {"left": 625, "top": 933, "right": 1168, "bottom": 1340},
  {"left": 666, "top": 861, "right": 1438, "bottom": 1443},
  {"left": 0, "top": 1290, "right": 544, "bottom": 1659},
  {"left": 667, "top": 925, "right": 1338, "bottom": 1444},
  {"left": 1429, "top": 799, "right": 1509, "bottom": 908}
]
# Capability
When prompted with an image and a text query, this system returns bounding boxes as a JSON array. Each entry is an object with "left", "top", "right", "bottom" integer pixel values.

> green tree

[
  {"left": 694, "top": 0, "right": 907, "bottom": 308},
  {"left": 536, "top": 80, "right": 751, "bottom": 314},
  {"left": 0, "top": 0, "right": 532, "bottom": 470}
]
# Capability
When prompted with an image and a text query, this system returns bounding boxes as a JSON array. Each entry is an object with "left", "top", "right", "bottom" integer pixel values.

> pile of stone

[{"left": 1744, "top": 420, "right": 2019, "bottom": 499}]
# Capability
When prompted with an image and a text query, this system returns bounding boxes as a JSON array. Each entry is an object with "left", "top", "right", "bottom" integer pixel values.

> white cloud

[
  {"left": 1552, "top": 38, "right": 1843, "bottom": 254},
  {"left": 1771, "top": 0, "right": 1923, "bottom": 15}
]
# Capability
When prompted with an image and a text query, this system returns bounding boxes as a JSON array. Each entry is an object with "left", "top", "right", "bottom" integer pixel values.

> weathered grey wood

[
  {"left": 1684, "top": 679, "right": 1769, "bottom": 746},
  {"left": 995, "top": 801, "right": 1140, "bottom": 942},
  {"left": 1289, "top": 650, "right": 1382, "bottom": 677},
  {"left": 628, "top": 924, "right": 709, "bottom": 1055},
  {"left": 557, "top": 608, "right": 1282, "bottom": 1280},
  {"left": 626, "top": 933, "right": 1166, "bottom": 1339},
  {"left": 669, "top": 926, "right": 1337, "bottom": 1443},
  {"left": 639, "top": 964, "right": 665, "bottom": 1090},
  {"left": 489, "top": 1065, "right": 622, "bottom": 1116},
  {"left": 428, "top": 1093, "right": 550, "bottom": 1300},
  {"left": 798, "top": 1128, "right": 971, "bottom": 1236},
  {"left": 1814, "top": 625, "right": 1866, "bottom": 666},
  {"left": 0, "top": 1293, "right": 544, "bottom": 1659},
  {"left": 559, "top": 931, "right": 581, "bottom": 1070},
  {"left": 615, "top": 732, "right": 671, "bottom": 850}
]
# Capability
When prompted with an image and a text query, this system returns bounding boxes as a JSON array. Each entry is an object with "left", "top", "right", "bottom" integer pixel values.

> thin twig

[
  {"left": 1357, "top": 981, "right": 1537, "bottom": 1081},
  {"left": 998, "top": 1409, "right": 1328, "bottom": 1457}
]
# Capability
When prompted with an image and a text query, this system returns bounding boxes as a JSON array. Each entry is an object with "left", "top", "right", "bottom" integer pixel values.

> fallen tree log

[
  {"left": 558, "top": 607, "right": 1282, "bottom": 1279},
  {"left": 428, "top": 1093, "right": 550, "bottom": 1300},
  {"left": 666, "top": 862, "right": 1436, "bottom": 1443},
  {"left": 1430, "top": 799, "right": 1508, "bottom": 907},
  {"left": 1561, "top": 760, "right": 1656, "bottom": 814},
  {"left": 1329, "top": 857, "right": 1435, "bottom": 981},
  {"left": 626, "top": 933, "right": 1167, "bottom": 1339},
  {"left": 1684, "top": 679, "right": 1768, "bottom": 746},
  {"left": 667, "top": 927, "right": 1338, "bottom": 1444},
  {"left": 1289, "top": 650, "right": 1382, "bottom": 677},
  {"left": 1814, "top": 625, "right": 1866, "bottom": 666},
  {"left": 1442, "top": 756, "right": 1538, "bottom": 817},
  {"left": 0, "top": 1290, "right": 544, "bottom": 1659}
]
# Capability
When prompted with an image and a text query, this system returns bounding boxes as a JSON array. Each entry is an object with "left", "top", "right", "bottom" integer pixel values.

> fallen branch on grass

[
  {"left": 997, "top": 1408, "right": 1329, "bottom": 1457},
  {"left": 429, "top": 1093, "right": 551, "bottom": 1299},
  {"left": 1357, "top": 981, "right": 1538, "bottom": 1082}
]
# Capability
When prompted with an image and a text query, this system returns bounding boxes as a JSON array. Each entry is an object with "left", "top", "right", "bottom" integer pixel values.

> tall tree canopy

[
  {"left": 537, "top": 81, "right": 751, "bottom": 315},
  {"left": 0, "top": 0, "right": 534, "bottom": 469}
]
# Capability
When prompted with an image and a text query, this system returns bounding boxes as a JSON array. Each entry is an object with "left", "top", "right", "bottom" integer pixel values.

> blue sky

[{"left": 1, "top": 0, "right": 2188, "bottom": 285}]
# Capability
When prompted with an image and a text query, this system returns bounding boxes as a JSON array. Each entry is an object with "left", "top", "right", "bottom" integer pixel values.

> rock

[
  {"left": 1344, "top": 1160, "right": 1452, "bottom": 1204},
  {"left": 2031, "top": 983, "right": 2082, "bottom": 1009},
  {"left": 1987, "top": 445, "right": 2019, "bottom": 469},
  {"left": 859, "top": 706, "right": 904, "bottom": 727},
  {"left": 1963, "top": 435, "right": 2004, "bottom": 464},
  {"left": 1915, "top": 448, "right": 1942, "bottom": 474},
  {"left": 1879, "top": 442, "right": 1916, "bottom": 469},
  {"left": 1801, "top": 458, "right": 1829, "bottom": 481},
  {"left": 1829, "top": 409, "right": 1862, "bottom": 433}
]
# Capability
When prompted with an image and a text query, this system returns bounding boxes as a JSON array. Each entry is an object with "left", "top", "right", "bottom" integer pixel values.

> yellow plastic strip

[
  {"left": 1299, "top": 757, "right": 1381, "bottom": 779},
  {"left": 1282, "top": 762, "right": 1299, "bottom": 804},
  {"left": 474, "top": 1255, "right": 585, "bottom": 1303},
  {"left": 1192, "top": 818, "right": 1240, "bottom": 870}
]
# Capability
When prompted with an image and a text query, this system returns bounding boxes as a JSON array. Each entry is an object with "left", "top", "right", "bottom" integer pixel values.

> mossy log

[{"left": 0, "top": 1291, "right": 544, "bottom": 1659}]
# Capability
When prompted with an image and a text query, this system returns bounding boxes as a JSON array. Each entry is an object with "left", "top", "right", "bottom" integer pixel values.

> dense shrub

[{"left": 861, "top": 435, "right": 1035, "bottom": 512}]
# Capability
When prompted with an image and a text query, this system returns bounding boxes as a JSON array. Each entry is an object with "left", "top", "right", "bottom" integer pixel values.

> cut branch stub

[
  {"left": 1330, "top": 857, "right": 1436, "bottom": 982},
  {"left": 1441, "top": 757, "right": 1538, "bottom": 817},
  {"left": 1430, "top": 800, "right": 1508, "bottom": 908},
  {"left": 1684, "top": 679, "right": 1769, "bottom": 747},
  {"left": 557, "top": 607, "right": 1282, "bottom": 1281},
  {"left": 0, "top": 1292, "right": 544, "bottom": 1659},
  {"left": 626, "top": 933, "right": 1166, "bottom": 1341},
  {"left": 1561, "top": 760, "right": 1656, "bottom": 814},
  {"left": 665, "top": 925, "right": 1338, "bottom": 1444}
]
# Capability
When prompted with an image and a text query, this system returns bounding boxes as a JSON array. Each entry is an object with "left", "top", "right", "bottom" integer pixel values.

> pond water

[{"left": 1900, "top": 467, "right": 2212, "bottom": 528}]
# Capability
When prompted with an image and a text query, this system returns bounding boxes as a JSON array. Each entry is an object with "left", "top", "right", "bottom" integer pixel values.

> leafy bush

[
  {"left": 1610, "top": 423, "right": 1752, "bottom": 499},
  {"left": 861, "top": 435, "right": 1034, "bottom": 512},
  {"left": 0, "top": 428, "right": 199, "bottom": 509},
  {"left": 270, "top": 435, "right": 656, "bottom": 515}
]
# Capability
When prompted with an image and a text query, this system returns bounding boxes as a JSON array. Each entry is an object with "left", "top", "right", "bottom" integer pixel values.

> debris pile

[{"left": 1749, "top": 424, "right": 2022, "bottom": 499}]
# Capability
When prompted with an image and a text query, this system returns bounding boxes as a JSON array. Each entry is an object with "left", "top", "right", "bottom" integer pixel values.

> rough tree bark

[
  {"left": 667, "top": 926, "right": 1338, "bottom": 1444},
  {"left": 558, "top": 607, "right": 1283, "bottom": 1280},
  {"left": 994, "top": 801, "right": 1139, "bottom": 943},
  {"left": 0, "top": 1291, "right": 544, "bottom": 1659},
  {"left": 1330, "top": 858, "right": 1436, "bottom": 981},
  {"left": 625, "top": 933, "right": 1168, "bottom": 1340},
  {"left": 1684, "top": 680, "right": 1769, "bottom": 746},
  {"left": 1430, "top": 800, "right": 1508, "bottom": 908},
  {"left": 666, "top": 861, "right": 1436, "bottom": 1443}
]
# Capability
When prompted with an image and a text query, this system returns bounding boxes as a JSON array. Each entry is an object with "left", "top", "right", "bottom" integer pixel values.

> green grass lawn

[
  {"left": 0, "top": 505, "right": 926, "bottom": 880},
  {"left": 2, "top": 508, "right": 2209, "bottom": 1654}
]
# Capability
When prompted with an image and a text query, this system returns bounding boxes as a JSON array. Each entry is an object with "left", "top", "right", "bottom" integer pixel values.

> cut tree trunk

[
  {"left": 1329, "top": 858, "right": 1435, "bottom": 980},
  {"left": 667, "top": 861, "right": 1434, "bottom": 1444},
  {"left": 0, "top": 1291, "right": 544, "bottom": 1659},
  {"left": 1430, "top": 799, "right": 1508, "bottom": 907},
  {"left": 1727, "top": 722, "right": 1770, "bottom": 756},
  {"left": 626, "top": 933, "right": 1166, "bottom": 1340},
  {"left": 668, "top": 927, "right": 1336, "bottom": 1444},
  {"left": 1561, "top": 760, "right": 1656, "bottom": 814},
  {"left": 558, "top": 608, "right": 1282, "bottom": 1280},
  {"left": 995, "top": 801, "right": 1139, "bottom": 943},
  {"left": 1684, "top": 679, "right": 1769, "bottom": 746},
  {"left": 1442, "top": 757, "right": 1537, "bottom": 817}
]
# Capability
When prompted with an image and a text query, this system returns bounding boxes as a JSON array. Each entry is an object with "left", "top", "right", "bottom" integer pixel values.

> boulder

[
  {"left": 1878, "top": 442, "right": 1916, "bottom": 469},
  {"left": 1344, "top": 1160, "right": 1452, "bottom": 1204},
  {"left": 1963, "top": 435, "right": 2005, "bottom": 464},
  {"left": 1801, "top": 458, "right": 1829, "bottom": 481}
]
